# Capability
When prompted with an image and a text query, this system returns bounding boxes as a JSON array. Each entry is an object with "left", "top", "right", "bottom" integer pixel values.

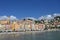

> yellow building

[
  {"left": 0, "top": 24, "right": 6, "bottom": 31},
  {"left": 11, "top": 21, "right": 20, "bottom": 31}
]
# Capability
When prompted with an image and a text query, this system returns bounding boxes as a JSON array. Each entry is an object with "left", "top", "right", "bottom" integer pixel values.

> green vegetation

[{"left": 34, "top": 20, "right": 41, "bottom": 24}]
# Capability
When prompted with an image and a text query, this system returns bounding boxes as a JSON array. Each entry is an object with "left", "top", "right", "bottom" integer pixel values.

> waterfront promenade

[{"left": 0, "top": 29, "right": 59, "bottom": 34}]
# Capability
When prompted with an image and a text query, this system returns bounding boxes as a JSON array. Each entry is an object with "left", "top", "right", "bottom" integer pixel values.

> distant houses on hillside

[{"left": 0, "top": 15, "right": 60, "bottom": 32}]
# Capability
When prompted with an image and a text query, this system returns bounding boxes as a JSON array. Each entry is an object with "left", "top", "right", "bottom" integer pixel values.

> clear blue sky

[{"left": 0, "top": 0, "right": 60, "bottom": 19}]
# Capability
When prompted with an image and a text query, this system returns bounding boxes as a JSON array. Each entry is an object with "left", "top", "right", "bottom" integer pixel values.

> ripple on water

[{"left": 0, "top": 31, "right": 60, "bottom": 40}]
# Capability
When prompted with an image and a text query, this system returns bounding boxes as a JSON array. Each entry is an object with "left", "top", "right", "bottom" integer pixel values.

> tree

[
  {"left": 54, "top": 16, "right": 60, "bottom": 22},
  {"left": 34, "top": 20, "right": 41, "bottom": 24}
]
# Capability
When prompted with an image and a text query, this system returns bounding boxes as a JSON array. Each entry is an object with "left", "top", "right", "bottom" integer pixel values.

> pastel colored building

[
  {"left": 0, "top": 20, "right": 9, "bottom": 25},
  {"left": 5, "top": 24, "right": 11, "bottom": 30},
  {"left": 38, "top": 24, "right": 45, "bottom": 30},
  {"left": 11, "top": 21, "right": 20, "bottom": 31},
  {"left": 34, "top": 24, "right": 39, "bottom": 30},
  {"left": 35, "top": 23, "right": 45, "bottom": 31},
  {"left": 23, "top": 20, "right": 34, "bottom": 31}
]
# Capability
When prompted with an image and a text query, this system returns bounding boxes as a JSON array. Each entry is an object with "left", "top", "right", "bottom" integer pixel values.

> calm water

[{"left": 0, "top": 31, "right": 60, "bottom": 40}]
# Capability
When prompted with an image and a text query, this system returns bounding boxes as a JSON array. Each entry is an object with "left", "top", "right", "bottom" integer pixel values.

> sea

[{"left": 0, "top": 31, "right": 60, "bottom": 40}]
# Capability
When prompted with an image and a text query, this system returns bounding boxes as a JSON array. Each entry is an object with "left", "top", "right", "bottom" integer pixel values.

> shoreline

[{"left": 0, "top": 29, "right": 60, "bottom": 34}]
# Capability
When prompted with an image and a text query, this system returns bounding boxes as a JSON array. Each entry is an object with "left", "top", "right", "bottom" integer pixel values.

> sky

[{"left": 0, "top": 0, "right": 60, "bottom": 19}]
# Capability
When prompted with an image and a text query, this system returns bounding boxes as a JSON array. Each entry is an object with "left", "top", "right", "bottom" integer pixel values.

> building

[
  {"left": 24, "top": 20, "right": 34, "bottom": 31},
  {"left": 11, "top": 21, "right": 20, "bottom": 31},
  {"left": 38, "top": 23, "right": 45, "bottom": 30},
  {"left": 35, "top": 23, "right": 45, "bottom": 31},
  {"left": 0, "top": 24, "right": 6, "bottom": 31},
  {"left": 34, "top": 24, "right": 39, "bottom": 30}
]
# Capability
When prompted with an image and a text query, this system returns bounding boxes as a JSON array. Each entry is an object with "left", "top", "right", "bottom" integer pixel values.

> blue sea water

[{"left": 0, "top": 31, "right": 60, "bottom": 40}]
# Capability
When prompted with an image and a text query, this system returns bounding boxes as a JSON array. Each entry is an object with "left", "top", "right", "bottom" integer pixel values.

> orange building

[{"left": 0, "top": 20, "right": 8, "bottom": 24}]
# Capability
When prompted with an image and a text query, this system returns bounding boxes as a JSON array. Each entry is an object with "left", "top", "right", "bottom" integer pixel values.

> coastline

[{"left": 0, "top": 29, "right": 60, "bottom": 34}]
